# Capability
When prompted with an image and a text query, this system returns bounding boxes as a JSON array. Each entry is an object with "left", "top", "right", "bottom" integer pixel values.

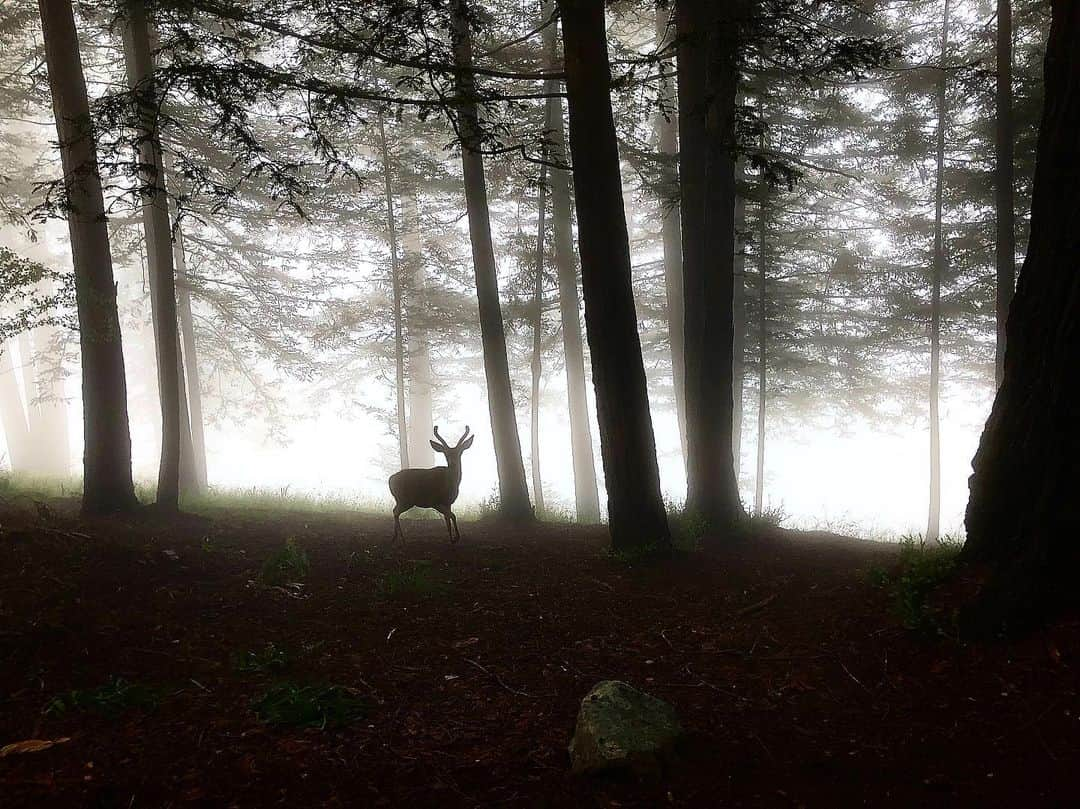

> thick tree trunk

[
  {"left": 379, "top": 114, "right": 409, "bottom": 471},
  {"left": 0, "top": 342, "right": 31, "bottom": 471},
  {"left": 123, "top": 0, "right": 182, "bottom": 511},
  {"left": 558, "top": 0, "right": 670, "bottom": 549},
  {"left": 451, "top": 0, "right": 532, "bottom": 520},
  {"left": 927, "top": 0, "right": 951, "bottom": 544},
  {"left": 964, "top": 0, "right": 1080, "bottom": 628},
  {"left": 173, "top": 229, "right": 208, "bottom": 490},
  {"left": 654, "top": 5, "right": 688, "bottom": 469},
  {"left": 403, "top": 192, "right": 435, "bottom": 468},
  {"left": 38, "top": 0, "right": 137, "bottom": 514},
  {"left": 753, "top": 195, "right": 767, "bottom": 517},
  {"left": 677, "top": 0, "right": 744, "bottom": 528},
  {"left": 530, "top": 159, "right": 548, "bottom": 515},
  {"left": 543, "top": 3, "right": 601, "bottom": 524},
  {"left": 994, "top": 0, "right": 1015, "bottom": 387}
]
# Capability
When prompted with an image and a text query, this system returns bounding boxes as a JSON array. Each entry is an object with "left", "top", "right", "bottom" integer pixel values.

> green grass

[
  {"left": 252, "top": 683, "right": 366, "bottom": 729},
  {"left": 379, "top": 560, "right": 449, "bottom": 598},
  {"left": 667, "top": 503, "right": 709, "bottom": 552},
  {"left": 870, "top": 534, "right": 964, "bottom": 632},
  {"left": 234, "top": 642, "right": 292, "bottom": 674},
  {"left": 260, "top": 538, "right": 310, "bottom": 586},
  {"left": 745, "top": 503, "right": 788, "bottom": 531},
  {"left": 45, "top": 676, "right": 160, "bottom": 718}
]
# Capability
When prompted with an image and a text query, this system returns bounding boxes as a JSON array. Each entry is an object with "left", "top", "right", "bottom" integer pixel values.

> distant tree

[
  {"left": 964, "top": 0, "right": 1080, "bottom": 630},
  {"left": 994, "top": 0, "right": 1014, "bottom": 386}
]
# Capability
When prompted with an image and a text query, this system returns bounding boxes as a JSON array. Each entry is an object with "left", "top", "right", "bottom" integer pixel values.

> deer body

[{"left": 389, "top": 426, "right": 474, "bottom": 543}]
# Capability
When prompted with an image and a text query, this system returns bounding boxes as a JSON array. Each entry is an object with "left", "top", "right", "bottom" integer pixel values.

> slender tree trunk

[
  {"left": 123, "top": 0, "right": 181, "bottom": 511},
  {"left": 173, "top": 229, "right": 208, "bottom": 490},
  {"left": 754, "top": 194, "right": 767, "bottom": 517},
  {"left": 732, "top": 160, "right": 747, "bottom": 477},
  {"left": 558, "top": 0, "right": 670, "bottom": 549},
  {"left": 677, "top": 0, "right": 744, "bottom": 528},
  {"left": 927, "top": 0, "right": 951, "bottom": 545},
  {"left": 530, "top": 159, "right": 548, "bottom": 515},
  {"left": 963, "top": 0, "right": 1080, "bottom": 629},
  {"left": 403, "top": 191, "right": 435, "bottom": 468},
  {"left": 995, "top": 0, "right": 1015, "bottom": 386},
  {"left": 379, "top": 114, "right": 409, "bottom": 471},
  {"left": 451, "top": 0, "right": 532, "bottom": 520},
  {"left": 0, "top": 342, "right": 31, "bottom": 471},
  {"left": 654, "top": 5, "right": 688, "bottom": 469},
  {"left": 17, "top": 329, "right": 70, "bottom": 476},
  {"left": 38, "top": 0, "right": 137, "bottom": 514},
  {"left": 543, "top": 1, "right": 600, "bottom": 524}
]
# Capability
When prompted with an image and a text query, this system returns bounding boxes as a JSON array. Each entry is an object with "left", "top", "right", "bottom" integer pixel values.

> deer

[{"left": 388, "top": 426, "right": 475, "bottom": 544}]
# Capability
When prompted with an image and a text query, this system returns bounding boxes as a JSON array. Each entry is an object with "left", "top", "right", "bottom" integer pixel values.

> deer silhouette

[{"left": 388, "top": 426, "right": 474, "bottom": 543}]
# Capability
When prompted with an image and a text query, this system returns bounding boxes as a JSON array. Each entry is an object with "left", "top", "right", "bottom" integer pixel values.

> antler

[
  {"left": 432, "top": 426, "right": 451, "bottom": 450},
  {"left": 456, "top": 425, "right": 471, "bottom": 448}
]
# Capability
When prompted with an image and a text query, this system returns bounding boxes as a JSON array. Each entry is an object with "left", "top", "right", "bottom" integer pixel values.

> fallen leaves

[{"left": 0, "top": 737, "right": 72, "bottom": 758}]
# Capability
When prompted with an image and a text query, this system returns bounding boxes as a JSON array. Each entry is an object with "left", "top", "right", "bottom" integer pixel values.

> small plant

[
  {"left": 667, "top": 503, "right": 709, "bottom": 552},
  {"left": 872, "top": 534, "right": 963, "bottom": 632},
  {"left": 379, "top": 560, "right": 447, "bottom": 598},
  {"left": 234, "top": 642, "right": 292, "bottom": 674},
  {"left": 476, "top": 488, "right": 500, "bottom": 520},
  {"left": 746, "top": 503, "right": 788, "bottom": 531},
  {"left": 46, "top": 676, "right": 160, "bottom": 718},
  {"left": 252, "top": 683, "right": 366, "bottom": 728},
  {"left": 260, "top": 538, "right": 310, "bottom": 586}
]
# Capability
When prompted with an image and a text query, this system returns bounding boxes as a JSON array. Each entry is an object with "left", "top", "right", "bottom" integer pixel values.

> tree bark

[
  {"left": 677, "top": 0, "right": 744, "bottom": 528},
  {"left": 543, "top": 2, "right": 601, "bottom": 524},
  {"left": 173, "top": 228, "right": 208, "bottom": 490},
  {"left": 451, "top": 0, "right": 533, "bottom": 520},
  {"left": 557, "top": 0, "right": 670, "bottom": 549},
  {"left": 654, "top": 5, "right": 688, "bottom": 469},
  {"left": 732, "top": 159, "right": 747, "bottom": 477},
  {"left": 994, "top": 0, "right": 1015, "bottom": 387},
  {"left": 963, "top": 0, "right": 1080, "bottom": 629},
  {"left": 38, "top": 0, "right": 137, "bottom": 514},
  {"left": 403, "top": 191, "right": 435, "bottom": 468},
  {"left": 123, "top": 0, "right": 182, "bottom": 511},
  {"left": 530, "top": 158, "right": 548, "bottom": 515},
  {"left": 379, "top": 113, "right": 409, "bottom": 471},
  {"left": 927, "top": 0, "right": 950, "bottom": 545}
]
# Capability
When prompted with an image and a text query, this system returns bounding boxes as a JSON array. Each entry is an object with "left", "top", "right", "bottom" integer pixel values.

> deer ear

[
  {"left": 430, "top": 440, "right": 445, "bottom": 453},
  {"left": 461, "top": 435, "right": 475, "bottom": 450}
]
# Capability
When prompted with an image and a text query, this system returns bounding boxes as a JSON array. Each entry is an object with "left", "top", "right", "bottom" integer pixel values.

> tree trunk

[
  {"left": 677, "top": 0, "right": 744, "bottom": 528},
  {"left": 754, "top": 194, "right": 767, "bottom": 517},
  {"left": 0, "top": 342, "right": 31, "bottom": 471},
  {"left": 732, "top": 160, "right": 747, "bottom": 477},
  {"left": 17, "top": 329, "right": 70, "bottom": 476},
  {"left": 995, "top": 0, "right": 1015, "bottom": 387},
  {"left": 173, "top": 228, "right": 208, "bottom": 490},
  {"left": 530, "top": 159, "right": 548, "bottom": 515},
  {"left": 404, "top": 191, "right": 435, "bottom": 468},
  {"left": 123, "top": 0, "right": 182, "bottom": 511},
  {"left": 543, "top": 1, "right": 601, "bottom": 524},
  {"left": 38, "top": 0, "right": 137, "bottom": 514},
  {"left": 654, "top": 5, "right": 688, "bottom": 469},
  {"left": 963, "top": 0, "right": 1080, "bottom": 629},
  {"left": 451, "top": 0, "right": 533, "bottom": 520},
  {"left": 557, "top": 0, "right": 670, "bottom": 549},
  {"left": 379, "top": 113, "right": 409, "bottom": 471},
  {"left": 927, "top": 0, "right": 950, "bottom": 545}
]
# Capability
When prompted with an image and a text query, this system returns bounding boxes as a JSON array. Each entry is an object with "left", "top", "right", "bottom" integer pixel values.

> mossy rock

[{"left": 568, "top": 680, "right": 683, "bottom": 777}]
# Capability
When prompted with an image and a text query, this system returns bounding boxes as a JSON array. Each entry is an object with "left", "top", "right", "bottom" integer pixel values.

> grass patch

[
  {"left": 252, "top": 683, "right": 366, "bottom": 728},
  {"left": 234, "top": 642, "right": 292, "bottom": 674},
  {"left": 379, "top": 560, "right": 448, "bottom": 598},
  {"left": 260, "top": 538, "right": 310, "bottom": 586},
  {"left": 870, "top": 534, "right": 963, "bottom": 632},
  {"left": 745, "top": 503, "right": 788, "bottom": 532},
  {"left": 45, "top": 676, "right": 160, "bottom": 718},
  {"left": 668, "top": 504, "right": 709, "bottom": 552}
]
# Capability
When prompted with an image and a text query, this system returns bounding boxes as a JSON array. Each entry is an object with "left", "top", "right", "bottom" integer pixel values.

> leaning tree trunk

[
  {"left": 927, "top": 0, "right": 951, "bottom": 545},
  {"left": 403, "top": 191, "right": 435, "bottom": 468},
  {"left": 123, "top": 0, "right": 182, "bottom": 511},
  {"left": 451, "top": 0, "right": 533, "bottom": 520},
  {"left": 654, "top": 5, "right": 688, "bottom": 469},
  {"left": 677, "top": 0, "right": 744, "bottom": 529},
  {"left": 558, "top": 0, "right": 670, "bottom": 550},
  {"left": 530, "top": 158, "right": 548, "bottom": 515},
  {"left": 543, "top": 2, "right": 601, "bottom": 524},
  {"left": 38, "top": 0, "right": 137, "bottom": 514},
  {"left": 994, "top": 0, "right": 1015, "bottom": 387},
  {"left": 379, "top": 114, "right": 409, "bottom": 471},
  {"left": 964, "top": 0, "right": 1080, "bottom": 629},
  {"left": 173, "top": 229, "right": 208, "bottom": 490}
]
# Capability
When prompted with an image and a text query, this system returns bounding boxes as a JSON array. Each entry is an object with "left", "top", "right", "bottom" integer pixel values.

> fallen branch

[{"left": 734, "top": 593, "right": 779, "bottom": 618}]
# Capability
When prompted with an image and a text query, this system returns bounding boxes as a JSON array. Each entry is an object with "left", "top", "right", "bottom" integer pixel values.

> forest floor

[{"left": 1, "top": 487, "right": 1078, "bottom": 808}]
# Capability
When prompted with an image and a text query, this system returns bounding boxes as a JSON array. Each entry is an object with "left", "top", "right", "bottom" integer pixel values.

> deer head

[{"left": 430, "top": 425, "right": 474, "bottom": 471}]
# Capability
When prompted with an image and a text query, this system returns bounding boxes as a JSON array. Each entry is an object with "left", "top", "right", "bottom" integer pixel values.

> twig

[
  {"left": 840, "top": 660, "right": 872, "bottom": 694},
  {"left": 464, "top": 658, "right": 531, "bottom": 698},
  {"left": 734, "top": 593, "right": 779, "bottom": 618}
]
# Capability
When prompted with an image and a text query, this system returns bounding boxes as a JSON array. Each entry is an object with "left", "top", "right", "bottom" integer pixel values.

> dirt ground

[{"left": 1, "top": 490, "right": 1078, "bottom": 808}]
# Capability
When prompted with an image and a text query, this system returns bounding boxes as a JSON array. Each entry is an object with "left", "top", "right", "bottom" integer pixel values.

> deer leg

[
  {"left": 439, "top": 508, "right": 454, "bottom": 543},
  {"left": 392, "top": 504, "right": 406, "bottom": 542},
  {"left": 449, "top": 510, "right": 460, "bottom": 543}
]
